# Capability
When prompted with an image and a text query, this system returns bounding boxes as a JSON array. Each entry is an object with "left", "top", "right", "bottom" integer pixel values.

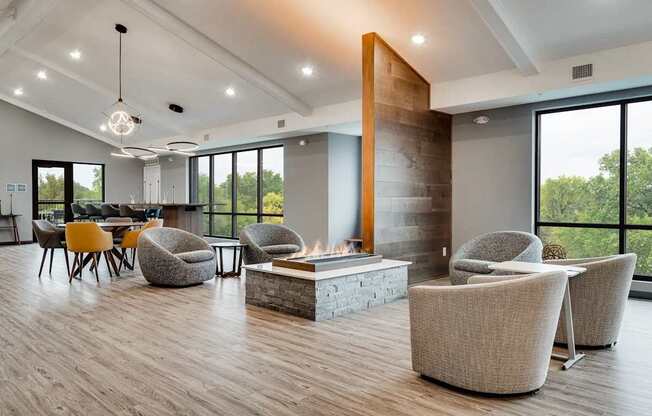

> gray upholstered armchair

[
  {"left": 449, "top": 231, "right": 543, "bottom": 285},
  {"left": 409, "top": 271, "right": 567, "bottom": 395},
  {"left": 32, "top": 220, "right": 69, "bottom": 277},
  {"left": 545, "top": 254, "right": 636, "bottom": 347},
  {"left": 138, "top": 227, "right": 216, "bottom": 287},
  {"left": 240, "top": 223, "right": 305, "bottom": 264}
]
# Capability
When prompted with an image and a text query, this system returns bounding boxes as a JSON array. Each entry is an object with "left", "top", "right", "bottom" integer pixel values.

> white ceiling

[{"left": 1, "top": 0, "right": 652, "bottom": 148}]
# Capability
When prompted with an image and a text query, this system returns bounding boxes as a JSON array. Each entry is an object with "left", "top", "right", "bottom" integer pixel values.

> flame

[{"left": 290, "top": 240, "right": 356, "bottom": 259}]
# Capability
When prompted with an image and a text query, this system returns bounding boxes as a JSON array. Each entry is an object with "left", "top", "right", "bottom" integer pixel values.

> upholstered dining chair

[
  {"left": 32, "top": 220, "right": 69, "bottom": 277},
  {"left": 70, "top": 203, "right": 89, "bottom": 221},
  {"left": 449, "top": 231, "right": 543, "bottom": 285},
  {"left": 65, "top": 222, "right": 116, "bottom": 283},
  {"left": 239, "top": 223, "right": 305, "bottom": 264},
  {"left": 409, "top": 271, "right": 567, "bottom": 395},
  {"left": 101, "top": 203, "right": 121, "bottom": 219},
  {"left": 117, "top": 219, "right": 163, "bottom": 272},
  {"left": 120, "top": 204, "right": 146, "bottom": 221},
  {"left": 84, "top": 204, "right": 103, "bottom": 221},
  {"left": 545, "top": 254, "right": 637, "bottom": 348}
]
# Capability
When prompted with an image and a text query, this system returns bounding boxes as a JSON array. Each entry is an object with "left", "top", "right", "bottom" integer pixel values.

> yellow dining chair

[
  {"left": 65, "top": 222, "right": 116, "bottom": 283},
  {"left": 118, "top": 219, "right": 164, "bottom": 272}
]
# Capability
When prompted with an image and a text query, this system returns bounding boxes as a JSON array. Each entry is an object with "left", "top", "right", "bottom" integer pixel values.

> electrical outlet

[{"left": 442, "top": 247, "right": 447, "bottom": 257}]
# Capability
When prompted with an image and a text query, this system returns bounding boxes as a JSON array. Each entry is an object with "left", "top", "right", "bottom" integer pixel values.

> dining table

[
  {"left": 488, "top": 260, "right": 587, "bottom": 370},
  {"left": 57, "top": 221, "right": 146, "bottom": 277}
]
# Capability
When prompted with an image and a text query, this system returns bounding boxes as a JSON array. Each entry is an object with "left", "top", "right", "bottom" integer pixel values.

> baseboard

[
  {"left": 0, "top": 240, "right": 34, "bottom": 246},
  {"left": 629, "top": 290, "right": 652, "bottom": 301}
]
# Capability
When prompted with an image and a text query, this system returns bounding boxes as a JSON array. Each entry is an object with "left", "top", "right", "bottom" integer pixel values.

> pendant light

[{"left": 105, "top": 24, "right": 141, "bottom": 138}]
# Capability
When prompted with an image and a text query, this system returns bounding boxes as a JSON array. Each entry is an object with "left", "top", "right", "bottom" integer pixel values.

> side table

[{"left": 209, "top": 242, "right": 247, "bottom": 278}]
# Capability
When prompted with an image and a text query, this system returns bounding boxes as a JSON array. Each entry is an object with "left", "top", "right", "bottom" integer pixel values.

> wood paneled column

[{"left": 361, "top": 32, "right": 452, "bottom": 283}]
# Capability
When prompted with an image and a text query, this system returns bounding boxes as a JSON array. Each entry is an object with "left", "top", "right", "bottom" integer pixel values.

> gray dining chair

[
  {"left": 32, "top": 220, "right": 69, "bottom": 277},
  {"left": 85, "top": 204, "right": 103, "bottom": 221}
]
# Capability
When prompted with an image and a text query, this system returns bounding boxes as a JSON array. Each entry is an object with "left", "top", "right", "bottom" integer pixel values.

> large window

[
  {"left": 190, "top": 146, "right": 283, "bottom": 238},
  {"left": 536, "top": 98, "right": 652, "bottom": 280}
]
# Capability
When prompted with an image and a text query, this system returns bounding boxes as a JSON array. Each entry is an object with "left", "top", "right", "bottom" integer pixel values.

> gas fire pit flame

[{"left": 273, "top": 241, "right": 382, "bottom": 272}]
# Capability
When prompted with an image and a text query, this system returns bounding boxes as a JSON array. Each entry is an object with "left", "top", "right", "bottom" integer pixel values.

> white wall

[
  {"left": 451, "top": 85, "right": 652, "bottom": 251},
  {"left": 0, "top": 100, "right": 143, "bottom": 243},
  {"left": 159, "top": 156, "right": 188, "bottom": 203}
]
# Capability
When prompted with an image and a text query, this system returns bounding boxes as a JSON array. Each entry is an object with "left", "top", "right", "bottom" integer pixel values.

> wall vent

[
  {"left": 571, "top": 63, "right": 593, "bottom": 81},
  {"left": 277, "top": 119, "right": 286, "bottom": 128}
]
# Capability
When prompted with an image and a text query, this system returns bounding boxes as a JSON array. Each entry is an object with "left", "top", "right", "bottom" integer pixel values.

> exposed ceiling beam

[
  {"left": 469, "top": 0, "right": 539, "bottom": 75},
  {"left": 0, "top": 0, "right": 59, "bottom": 57},
  {"left": 0, "top": 92, "right": 121, "bottom": 147},
  {"left": 120, "top": 0, "right": 313, "bottom": 116},
  {"left": 10, "top": 46, "right": 185, "bottom": 136}
]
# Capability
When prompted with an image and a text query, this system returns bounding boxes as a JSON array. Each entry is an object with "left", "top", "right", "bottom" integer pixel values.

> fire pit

[{"left": 272, "top": 252, "right": 383, "bottom": 272}]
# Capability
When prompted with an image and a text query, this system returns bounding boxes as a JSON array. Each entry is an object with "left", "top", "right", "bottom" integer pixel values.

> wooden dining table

[{"left": 57, "top": 222, "right": 146, "bottom": 277}]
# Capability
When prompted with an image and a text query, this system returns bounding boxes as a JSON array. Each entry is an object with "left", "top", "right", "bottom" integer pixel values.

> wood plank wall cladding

[{"left": 362, "top": 33, "right": 452, "bottom": 283}]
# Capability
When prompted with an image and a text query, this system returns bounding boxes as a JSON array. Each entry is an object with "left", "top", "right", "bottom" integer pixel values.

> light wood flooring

[{"left": 1, "top": 243, "right": 651, "bottom": 415}]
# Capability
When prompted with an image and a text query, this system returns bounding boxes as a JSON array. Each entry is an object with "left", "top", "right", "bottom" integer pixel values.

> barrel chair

[
  {"left": 117, "top": 219, "right": 163, "bottom": 272},
  {"left": 409, "top": 271, "right": 567, "bottom": 395},
  {"left": 32, "top": 220, "right": 69, "bottom": 277},
  {"left": 545, "top": 254, "right": 637, "bottom": 348},
  {"left": 65, "top": 222, "right": 116, "bottom": 283},
  {"left": 137, "top": 227, "right": 215, "bottom": 287},
  {"left": 449, "top": 231, "right": 543, "bottom": 285},
  {"left": 239, "top": 223, "right": 305, "bottom": 264}
]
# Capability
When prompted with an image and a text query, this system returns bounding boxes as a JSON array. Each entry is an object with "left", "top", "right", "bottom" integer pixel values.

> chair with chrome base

[
  {"left": 65, "top": 222, "right": 116, "bottom": 283},
  {"left": 32, "top": 220, "right": 69, "bottom": 277}
]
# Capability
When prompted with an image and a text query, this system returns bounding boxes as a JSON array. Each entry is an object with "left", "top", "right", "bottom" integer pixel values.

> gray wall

[
  {"left": 0, "top": 100, "right": 143, "bottom": 242},
  {"left": 328, "top": 133, "right": 361, "bottom": 247},
  {"left": 284, "top": 134, "right": 330, "bottom": 247},
  {"left": 452, "top": 85, "right": 652, "bottom": 251}
]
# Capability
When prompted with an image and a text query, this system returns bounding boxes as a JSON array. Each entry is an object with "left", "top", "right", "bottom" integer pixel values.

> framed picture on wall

[
  {"left": 5, "top": 184, "right": 16, "bottom": 192},
  {"left": 16, "top": 184, "right": 27, "bottom": 192}
]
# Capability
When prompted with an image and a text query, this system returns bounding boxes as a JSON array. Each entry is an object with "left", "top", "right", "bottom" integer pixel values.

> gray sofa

[
  {"left": 409, "top": 271, "right": 567, "bottom": 395},
  {"left": 138, "top": 227, "right": 216, "bottom": 287},
  {"left": 546, "top": 254, "right": 637, "bottom": 347},
  {"left": 449, "top": 231, "right": 543, "bottom": 285},
  {"left": 240, "top": 223, "right": 305, "bottom": 264}
]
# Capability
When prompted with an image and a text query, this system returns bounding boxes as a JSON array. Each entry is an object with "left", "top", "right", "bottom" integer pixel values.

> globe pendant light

[{"left": 105, "top": 24, "right": 141, "bottom": 138}]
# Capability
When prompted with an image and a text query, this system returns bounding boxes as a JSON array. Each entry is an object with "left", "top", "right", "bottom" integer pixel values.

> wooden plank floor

[{"left": 1, "top": 243, "right": 651, "bottom": 415}]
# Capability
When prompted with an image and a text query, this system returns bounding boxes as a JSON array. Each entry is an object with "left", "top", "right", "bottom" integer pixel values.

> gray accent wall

[
  {"left": 285, "top": 133, "right": 361, "bottom": 248},
  {"left": 0, "top": 100, "right": 143, "bottom": 243},
  {"left": 452, "top": 85, "right": 652, "bottom": 251}
]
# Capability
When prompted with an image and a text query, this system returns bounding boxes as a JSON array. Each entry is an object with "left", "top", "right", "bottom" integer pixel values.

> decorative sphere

[{"left": 108, "top": 110, "right": 135, "bottom": 136}]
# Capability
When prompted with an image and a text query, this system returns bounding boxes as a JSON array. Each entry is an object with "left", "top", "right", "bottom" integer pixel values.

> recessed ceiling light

[
  {"left": 13, "top": 88, "right": 23, "bottom": 96},
  {"left": 99, "top": 124, "right": 107, "bottom": 132},
  {"left": 301, "top": 65, "right": 314, "bottom": 77},
  {"left": 411, "top": 34, "right": 426, "bottom": 45},
  {"left": 225, "top": 87, "right": 235, "bottom": 97},
  {"left": 69, "top": 49, "right": 82, "bottom": 60},
  {"left": 37, "top": 70, "right": 47, "bottom": 80}
]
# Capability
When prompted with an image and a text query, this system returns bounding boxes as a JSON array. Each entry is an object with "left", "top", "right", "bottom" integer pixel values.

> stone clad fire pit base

[{"left": 243, "top": 259, "right": 410, "bottom": 321}]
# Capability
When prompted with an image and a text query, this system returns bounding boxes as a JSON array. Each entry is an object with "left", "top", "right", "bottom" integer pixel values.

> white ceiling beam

[
  {"left": 0, "top": 0, "right": 59, "bottom": 57},
  {"left": 120, "top": 0, "right": 313, "bottom": 117},
  {"left": 469, "top": 0, "right": 539, "bottom": 75},
  {"left": 10, "top": 46, "right": 184, "bottom": 136}
]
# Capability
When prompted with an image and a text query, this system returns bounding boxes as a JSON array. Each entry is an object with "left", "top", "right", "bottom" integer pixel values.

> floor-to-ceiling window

[
  {"left": 189, "top": 146, "right": 284, "bottom": 238},
  {"left": 536, "top": 97, "right": 652, "bottom": 280}
]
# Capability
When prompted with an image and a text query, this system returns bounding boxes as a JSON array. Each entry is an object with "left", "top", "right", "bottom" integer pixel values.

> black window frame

[
  {"left": 32, "top": 159, "right": 106, "bottom": 224},
  {"left": 189, "top": 145, "right": 284, "bottom": 239},
  {"left": 534, "top": 95, "right": 652, "bottom": 282}
]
